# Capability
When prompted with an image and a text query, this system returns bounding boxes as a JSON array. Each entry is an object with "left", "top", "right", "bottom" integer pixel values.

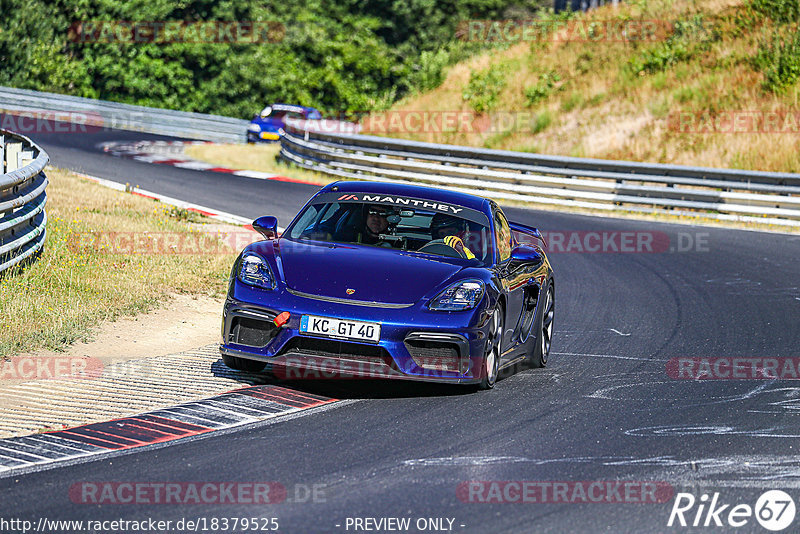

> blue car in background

[
  {"left": 247, "top": 103, "right": 322, "bottom": 143},
  {"left": 220, "top": 181, "right": 555, "bottom": 390}
]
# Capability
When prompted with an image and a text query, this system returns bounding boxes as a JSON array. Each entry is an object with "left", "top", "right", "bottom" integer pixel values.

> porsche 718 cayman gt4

[{"left": 220, "top": 181, "right": 554, "bottom": 389}]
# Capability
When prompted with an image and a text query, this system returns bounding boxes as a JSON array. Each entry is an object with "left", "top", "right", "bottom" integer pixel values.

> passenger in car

[{"left": 430, "top": 213, "right": 476, "bottom": 259}]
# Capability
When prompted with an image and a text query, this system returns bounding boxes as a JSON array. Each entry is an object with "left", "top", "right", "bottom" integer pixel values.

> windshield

[
  {"left": 260, "top": 106, "right": 305, "bottom": 121},
  {"left": 287, "top": 200, "right": 493, "bottom": 265}
]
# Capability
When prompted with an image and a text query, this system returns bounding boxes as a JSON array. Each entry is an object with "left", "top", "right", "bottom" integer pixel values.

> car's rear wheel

[
  {"left": 529, "top": 282, "right": 554, "bottom": 368},
  {"left": 222, "top": 353, "right": 266, "bottom": 373},
  {"left": 479, "top": 308, "right": 502, "bottom": 390}
]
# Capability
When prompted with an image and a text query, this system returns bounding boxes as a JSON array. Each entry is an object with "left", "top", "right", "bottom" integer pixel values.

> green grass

[
  {"left": 532, "top": 111, "right": 553, "bottom": 133},
  {"left": 755, "top": 28, "right": 800, "bottom": 92},
  {"left": 0, "top": 168, "right": 236, "bottom": 357},
  {"left": 561, "top": 91, "right": 583, "bottom": 112}
]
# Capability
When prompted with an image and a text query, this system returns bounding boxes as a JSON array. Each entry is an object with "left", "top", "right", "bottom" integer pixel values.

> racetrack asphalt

[{"left": 2, "top": 121, "right": 800, "bottom": 533}]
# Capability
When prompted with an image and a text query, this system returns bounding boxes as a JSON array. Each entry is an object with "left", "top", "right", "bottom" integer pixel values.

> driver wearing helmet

[{"left": 429, "top": 213, "right": 475, "bottom": 259}]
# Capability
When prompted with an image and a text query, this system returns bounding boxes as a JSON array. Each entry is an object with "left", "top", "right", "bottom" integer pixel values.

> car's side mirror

[
  {"left": 509, "top": 244, "right": 542, "bottom": 264},
  {"left": 252, "top": 216, "right": 279, "bottom": 239}
]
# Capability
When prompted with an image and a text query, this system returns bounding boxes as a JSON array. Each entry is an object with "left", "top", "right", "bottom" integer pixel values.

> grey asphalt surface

[
  {"left": 22, "top": 122, "right": 317, "bottom": 223},
  {"left": 2, "top": 123, "right": 800, "bottom": 533}
]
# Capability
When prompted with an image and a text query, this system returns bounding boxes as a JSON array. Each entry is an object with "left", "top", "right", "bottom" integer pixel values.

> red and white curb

[
  {"left": 0, "top": 385, "right": 337, "bottom": 476},
  {"left": 100, "top": 140, "right": 317, "bottom": 185}
]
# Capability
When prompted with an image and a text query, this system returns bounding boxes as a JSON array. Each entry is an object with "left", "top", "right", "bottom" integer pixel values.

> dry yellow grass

[
  {"left": 184, "top": 143, "right": 335, "bottom": 186},
  {"left": 0, "top": 167, "right": 239, "bottom": 357},
  {"left": 186, "top": 0, "right": 800, "bottom": 174},
  {"left": 381, "top": 0, "right": 800, "bottom": 172}
]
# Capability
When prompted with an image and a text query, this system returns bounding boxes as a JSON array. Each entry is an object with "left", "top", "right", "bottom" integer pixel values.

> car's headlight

[
  {"left": 428, "top": 279, "right": 484, "bottom": 311},
  {"left": 238, "top": 252, "right": 275, "bottom": 289},
  {"left": 248, "top": 123, "right": 261, "bottom": 132}
]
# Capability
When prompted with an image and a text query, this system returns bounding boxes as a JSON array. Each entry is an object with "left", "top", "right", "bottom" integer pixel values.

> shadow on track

[{"left": 210, "top": 358, "right": 532, "bottom": 399}]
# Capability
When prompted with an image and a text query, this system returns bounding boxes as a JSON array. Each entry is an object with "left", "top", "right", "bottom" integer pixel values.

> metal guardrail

[
  {"left": 0, "top": 129, "right": 48, "bottom": 274},
  {"left": 3, "top": 86, "right": 798, "bottom": 226},
  {"left": 280, "top": 124, "right": 800, "bottom": 226},
  {"left": 0, "top": 86, "right": 248, "bottom": 143}
]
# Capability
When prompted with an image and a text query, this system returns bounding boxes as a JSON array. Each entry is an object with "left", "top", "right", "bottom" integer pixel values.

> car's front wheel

[
  {"left": 478, "top": 308, "right": 502, "bottom": 390},
  {"left": 529, "top": 281, "right": 554, "bottom": 368},
  {"left": 222, "top": 353, "right": 266, "bottom": 373}
]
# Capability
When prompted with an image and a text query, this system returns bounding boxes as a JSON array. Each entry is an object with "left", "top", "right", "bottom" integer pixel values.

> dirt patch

[{"left": 3, "top": 293, "right": 224, "bottom": 386}]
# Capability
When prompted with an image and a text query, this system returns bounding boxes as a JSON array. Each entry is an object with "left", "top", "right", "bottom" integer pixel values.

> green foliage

[
  {"left": 405, "top": 40, "right": 495, "bottom": 97},
  {"left": 672, "top": 85, "right": 696, "bottom": 103},
  {"left": 651, "top": 71, "right": 668, "bottom": 90},
  {"left": 647, "top": 95, "right": 670, "bottom": 118},
  {"left": 627, "top": 15, "right": 712, "bottom": 76},
  {"left": 525, "top": 70, "right": 561, "bottom": 107},
  {"left": 462, "top": 64, "right": 507, "bottom": 113},
  {"left": 748, "top": 0, "right": 800, "bottom": 93},
  {"left": 574, "top": 51, "right": 594, "bottom": 75},
  {"left": 748, "top": 0, "right": 800, "bottom": 23},
  {"left": 0, "top": 0, "right": 551, "bottom": 117},
  {"left": 755, "top": 29, "right": 800, "bottom": 92},
  {"left": 586, "top": 92, "right": 606, "bottom": 107},
  {"left": 629, "top": 41, "right": 690, "bottom": 74},
  {"left": 408, "top": 49, "right": 452, "bottom": 94},
  {"left": 560, "top": 91, "right": 582, "bottom": 112},
  {"left": 531, "top": 110, "right": 552, "bottom": 133}
]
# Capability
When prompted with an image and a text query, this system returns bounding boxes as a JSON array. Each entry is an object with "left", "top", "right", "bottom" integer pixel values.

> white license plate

[{"left": 300, "top": 315, "right": 381, "bottom": 343}]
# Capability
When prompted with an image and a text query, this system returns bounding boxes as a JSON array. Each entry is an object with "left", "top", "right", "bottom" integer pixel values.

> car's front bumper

[{"left": 220, "top": 287, "right": 490, "bottom": 384}]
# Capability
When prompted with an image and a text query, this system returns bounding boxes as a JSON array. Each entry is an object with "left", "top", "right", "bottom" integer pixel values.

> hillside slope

[{"left": 373, "top": 0, "right": 800, "bottom": 173}]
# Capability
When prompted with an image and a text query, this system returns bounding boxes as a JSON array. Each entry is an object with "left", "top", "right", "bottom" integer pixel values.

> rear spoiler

[{"left": 509, "top": 221, "right": 546, "bottom": 248}]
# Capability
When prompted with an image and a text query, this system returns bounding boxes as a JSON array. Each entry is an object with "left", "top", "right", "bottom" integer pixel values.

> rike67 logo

[{"left": 668, "top": 490, "right": 796, "bottom": 531}]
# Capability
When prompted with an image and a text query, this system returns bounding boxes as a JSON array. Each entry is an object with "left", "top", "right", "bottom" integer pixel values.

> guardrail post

[
  {"left": 5, "top": 141, "right": 21, "bottom": 173},
  {"left": 18, "top": 150, "right": 34, "bottom": 168}
]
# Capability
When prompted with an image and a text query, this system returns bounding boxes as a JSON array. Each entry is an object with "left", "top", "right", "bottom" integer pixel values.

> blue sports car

[
  {"left": 247, "top": 103, "right": 322, "bottom": 143},
  {"left": 220, "top": 181, "right": 554, "bottom": 389}
]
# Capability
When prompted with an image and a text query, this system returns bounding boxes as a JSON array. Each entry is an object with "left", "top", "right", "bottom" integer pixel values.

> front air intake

[{"left": 230, "top": 317, "right": 277, "bottom": 347}]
